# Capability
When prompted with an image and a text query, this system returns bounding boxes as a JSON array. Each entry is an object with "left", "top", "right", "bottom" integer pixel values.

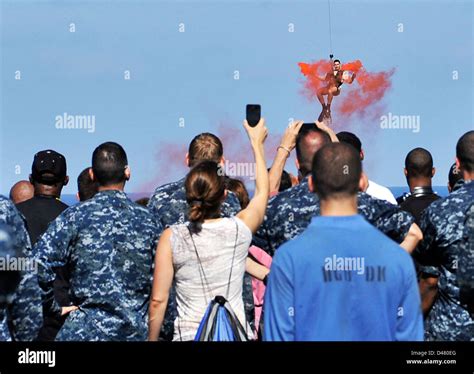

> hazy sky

[{"left": 1, "top": 0, "right": 472, "bottom": 195}]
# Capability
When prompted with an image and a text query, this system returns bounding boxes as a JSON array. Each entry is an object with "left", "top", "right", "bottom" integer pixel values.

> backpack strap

[
  {"left": 187, "top": 226, "right": 213, "bottom": 301},
  {"left": 225, "top": 220, "right": 239, "bottom": 299}
]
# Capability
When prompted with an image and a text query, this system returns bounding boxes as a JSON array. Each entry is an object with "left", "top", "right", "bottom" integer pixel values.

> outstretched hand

[
  {"left": 243, "top": 118, "right": 268, "bottom": 146},
  {"left": 315, "top": 120, "right": 339, "bottom": 143},
  {"left": 280, "top": 120, "right": 304, "bottom": 152}
]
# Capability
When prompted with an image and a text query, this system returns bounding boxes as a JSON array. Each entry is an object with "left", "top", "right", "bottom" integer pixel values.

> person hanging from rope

[{"left": 316, "top": 57, "right": 356, "bottom": 122}]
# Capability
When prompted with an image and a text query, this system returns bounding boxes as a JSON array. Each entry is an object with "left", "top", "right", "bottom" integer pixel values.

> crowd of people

[{"left": 0, "top": 119, "right": 472, "bottom": 341}]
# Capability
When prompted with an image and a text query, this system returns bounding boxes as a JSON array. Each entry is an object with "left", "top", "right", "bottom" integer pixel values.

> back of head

[
  {"left": 185, "top": 161, "right": 226, "bottom": 233},
  {"left": 77, "top": 167, "right": 99, "bottom": 201},
  {"left": 135, "top": 197, "right": 150, "bottom": 207},
  {"left": 30, "top": 150, "right": 68, "bottom": 196},
  {"left": 448, "top": 163, "right": 463, "bottom": 190},
  {"left": 336, "top": 131, "right": 362, "bottom": 154},
  {"left": 456, "top": 130, "right": 474, "bottom": 174},
  {"left": 295, "top": 123, "right": 331, "bottom": 178},
  {"left": 225, "top": 177, "right": 249, "bottom": 209},
  {"left": 404, "top": 147, "right": 434, "bottom": 178},
  {"left": 92, "top": 142, "right": 128, "bottom": 187},
  {"left": 279, "top": 170, "right": 292, "bottom": 192},
  {"left": 188, "top": 133, "right": 223, "bottom": 167},
  {"left": 312, "top": 142, "right": 362, "bottom": 200},
  {"left": 9, "top": 180, "right": 34, "bottom": 204}
]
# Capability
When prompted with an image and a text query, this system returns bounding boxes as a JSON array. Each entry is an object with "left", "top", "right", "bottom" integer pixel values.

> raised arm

[
  {"left": 315, "top": 120, "right": 339, "bottom": 142},
  {"left": 268, "top": 120, "right": 303, "bottom": 195},
  {"left": 236, "top": 118, "right": 269, "bottom": 233},
  {"left": 148, "top": 228, "right": 174, "bottom": 341}
]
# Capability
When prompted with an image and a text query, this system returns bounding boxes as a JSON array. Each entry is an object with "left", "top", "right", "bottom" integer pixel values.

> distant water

[
  {"left": 60, "top": 192, "right": 151, "bottom": 207},
  {"left": 58, "top": 187, "right": 449, "bottom": 207}
]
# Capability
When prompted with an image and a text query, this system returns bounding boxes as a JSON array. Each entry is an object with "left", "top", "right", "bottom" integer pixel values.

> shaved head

[
  {"left": 312, "top": 142, "right": 362, "bottom": 200},
  {"left": 9, "top": 180, "right": 34, "bottom": 204},
  {"left": 405, "top": 148, "right": 433, "bottom": 178}
]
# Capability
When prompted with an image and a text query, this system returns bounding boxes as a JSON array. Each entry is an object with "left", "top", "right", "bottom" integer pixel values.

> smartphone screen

[{"left": 246, "top": 104, "right": 261, "bottom": 127}]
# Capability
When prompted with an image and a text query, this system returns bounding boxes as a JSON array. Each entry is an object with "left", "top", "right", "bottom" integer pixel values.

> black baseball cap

[{"left": 31, "top": 150, "right": 67, "bottom": 185}]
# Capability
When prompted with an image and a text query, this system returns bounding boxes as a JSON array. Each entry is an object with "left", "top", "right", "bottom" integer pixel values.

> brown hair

[
  {"left": 225, "top": 177, "right": 249, "bottom": 209},
  {"left": 188, "top": 133, "right": 223, "bottom": 167},
  {"left": 185, "top": 161, "right": 226, "bottom": 233}
]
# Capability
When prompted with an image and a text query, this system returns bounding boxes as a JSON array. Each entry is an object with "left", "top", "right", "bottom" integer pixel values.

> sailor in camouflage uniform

[
  {"left": 35, "top": 142, "right": 160, "bottom": 341},
  {"left": 0, "top": 195, "right": 42, "bottom": 341},
  {"left": 253, "top": 122, "right": 417, "bottom": 257},
  {"left": 254, "top": 177, "right": 416, "bottom": 256},
  {"left": 148, "top": 132, "right": 254, "bottom": 339},
  {"left": 414, "top": 131, "right": 474, "bottom": 341},
  {"left": 148, "top": 177, "right": 241, "bottom": 228},
  {"left": 0, "top": 225, "right": 21, "bottom": 341},
  {"left": 458, "top": 203, "right": 474, "bottom": 317}
]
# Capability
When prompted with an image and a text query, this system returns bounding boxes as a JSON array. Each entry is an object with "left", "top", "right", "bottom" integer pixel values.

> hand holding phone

[{"left": 246, "top": 104, "right": 261, "bottom": 127}]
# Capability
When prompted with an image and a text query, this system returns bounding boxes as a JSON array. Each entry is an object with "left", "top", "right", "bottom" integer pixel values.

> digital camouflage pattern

[
  {"left": 254, "top": 177, "right": 415, "bottom": 256},
  {"left": 415, "top": 181, "right": 474, "bottom": 341},
  {"left": 0, "top": 195, "right": 42, "bottom": 341},
  {"left": 0, "top": 225, "right": 16, "bottom": 341},
  {"left": 458, "top": 203, "right": 474, "bottom": 315},
  {"left": 35, "top": 190, "right": 160, "bottom": 341}
]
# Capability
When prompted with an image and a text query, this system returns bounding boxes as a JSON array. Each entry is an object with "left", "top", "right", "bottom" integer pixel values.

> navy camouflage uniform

[
  {"left": 414, "top": 180, "right": 474, "bottom": 341},
  {"left": 35, "top": 190, "right": 160, "bottom": 341},
  {"left": 148, "top": 177, "right": 255, "bottom": 339},
  {"left": 0, "top": 195, "right": 42, "bottom": 341},
  {"left": 254, "top": 177, "right": 415, "bottom": 256},
  {"left": 458, "top": 203, "right": 474, "bottom": 315},
  {"left": 0, "top": 225, "right": 17, "bottom": 341}
]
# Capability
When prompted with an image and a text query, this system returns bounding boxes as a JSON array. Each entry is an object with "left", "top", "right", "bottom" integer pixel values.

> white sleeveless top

[{"left": 170, "top": 217, "right": 252, "bottom": 341}]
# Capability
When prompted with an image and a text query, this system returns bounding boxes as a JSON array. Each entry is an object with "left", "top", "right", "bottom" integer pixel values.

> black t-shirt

[
  {"left": 400, "top": 193, "right": 440, "bottom": 225},
  {"left": 16, "top": 195, "right": 70, "bottom": 341},
  {"left": 16, "top": 195, "right": 69, "bottom": 245}
]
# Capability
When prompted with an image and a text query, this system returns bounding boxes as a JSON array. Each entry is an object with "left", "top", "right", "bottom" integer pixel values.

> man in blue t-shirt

[{"left": 264, "top": 142, "right": 423, "bottom": 341}]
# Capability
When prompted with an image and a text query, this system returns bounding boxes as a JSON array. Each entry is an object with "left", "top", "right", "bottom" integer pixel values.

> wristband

[{"left": 277, "top": 145, "right": 291, "bottom": 155}]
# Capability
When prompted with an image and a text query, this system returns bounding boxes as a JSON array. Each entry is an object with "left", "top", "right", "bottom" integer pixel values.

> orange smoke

[
  {"left": 298, "top": 59, "right": 394, "bottom": 121},
  {"left": 138, "top": 142, "right": 187, "bottom": 193}
]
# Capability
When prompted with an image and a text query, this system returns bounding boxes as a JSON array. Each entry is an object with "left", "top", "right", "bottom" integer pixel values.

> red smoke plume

[
  {"left": 140, "top": 119, "right": 286, "bottom": 193},
  {"left": 298, "top": 59, "right": 394, "bottom": 122}
]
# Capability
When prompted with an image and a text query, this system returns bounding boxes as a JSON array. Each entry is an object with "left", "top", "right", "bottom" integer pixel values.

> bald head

[
  {"left": 9, "top": 180, "right": 34, "bottom": 204},
  {"left": 405, "top": 148, "right": 434, "bottom": 178},
  {"left": 295, "top": 124, "right": 331, "bottom": 178}
]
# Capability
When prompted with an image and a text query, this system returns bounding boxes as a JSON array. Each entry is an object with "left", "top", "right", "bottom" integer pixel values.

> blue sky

[{"left": 1, "top": 0, "right": 472, "bottom": 196}]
